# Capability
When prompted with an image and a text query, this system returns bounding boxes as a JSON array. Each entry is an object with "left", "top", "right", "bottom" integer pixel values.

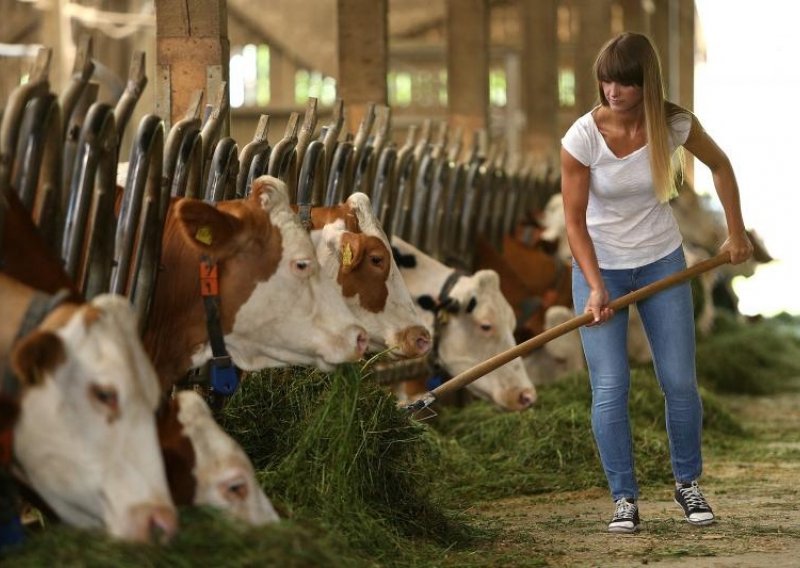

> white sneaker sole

[
  {"left": 608, "top": 523, "right": 640, "bottom": 534},
  {"left": 674, "top": 498, "right": 715, "bottom": 526}
]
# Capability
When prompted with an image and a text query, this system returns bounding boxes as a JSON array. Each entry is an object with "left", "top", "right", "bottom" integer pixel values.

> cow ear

[
  {"left": 11, "top": 330, "right": 67, "bottom": 388},
  {"left": 249, "top": 175, "right": 290, "bottom": 213},
  {"left": 340, "top": 232, "right": 365, "bottom": 274},
  {"left": 176, "top": 200, "right": 244, "bottom": 258}
]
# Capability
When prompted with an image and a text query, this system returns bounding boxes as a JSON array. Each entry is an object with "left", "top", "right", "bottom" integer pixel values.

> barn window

[
  {"left": 489, "top": 69, "right": 507, "bottom": 107},
  {"left": 295, "top": 70, "right": 337, "bottom": 106},
  {"left": 229, "top": 43, "right": 270, "bottom": 108},
  {"left": 558, "top": 67, "right": 575, "bottom": 107},
  {"left": 388, "top": 71, "right": 413, "bottom": 107}
]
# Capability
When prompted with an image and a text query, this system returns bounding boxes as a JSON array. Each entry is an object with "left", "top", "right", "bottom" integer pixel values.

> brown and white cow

[
  {"left": 0, "top": 273, "right": 177, "bottom": 543},
  {"left": 145, "top": 176, "right": 368, "bottom": 388},
  {"left": 158, "top": 390, "right": 279, "bottom": 525},
  {"left": 391, "top": 237, "right": 537, "bottom": 411},
  {"left": 523, "top": 305, "right": 585, "bottom": 385},
  {"left": 309, "top": 193, "right": 431, "bottom": 359},
  {"left": 2, "top": 185, "right": 276, "bottom": 529}
]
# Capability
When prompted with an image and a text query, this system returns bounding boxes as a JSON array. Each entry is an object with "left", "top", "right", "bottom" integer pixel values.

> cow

[
  {"left": 157, "top": 390, "right": 279, "bottom": 525},
  {"left": 308, "top": 193, "right": 431, "bottom": 359},
  {"left": 144, "top": 176, "right": 369, "bottom": 389},
  {"left": 2, "top": 186, "right": 278, "bottom": 529},
  {"left": 523, "top": 305, "right": 585, "bottom": 385},
  {"left": 391, "top": 237, "right": 537, "bottom": 411},
  {"left": 0, "top": 273, "right": 178, "bottom": 543}
]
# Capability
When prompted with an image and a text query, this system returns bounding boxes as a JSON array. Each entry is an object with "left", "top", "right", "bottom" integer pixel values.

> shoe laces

[
  {"left": 678, "top": 481, "right": 710, "bottom": 510},
  {"left": 613, "top": 498, "right": 636, "bottom": 520}
]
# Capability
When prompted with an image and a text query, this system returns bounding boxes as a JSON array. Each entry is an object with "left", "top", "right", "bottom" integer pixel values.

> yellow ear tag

[
  {"left": 342, "top": 243, "right": 353, "bottom": 267},
  {"left": 195, "top": 225, "right": 213, "bottom": 245}
]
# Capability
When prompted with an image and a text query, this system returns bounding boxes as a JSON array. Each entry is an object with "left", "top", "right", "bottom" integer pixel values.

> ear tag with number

[
  {"left": 342, "top": 242, "right": 353, "bottom": 267},
  {"left": 196, "top": 225, "right": 213, "bottom": 245}
]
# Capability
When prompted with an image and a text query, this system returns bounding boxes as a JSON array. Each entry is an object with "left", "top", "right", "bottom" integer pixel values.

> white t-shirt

[{"left": 561, "top": 109, "right": 692, "bottom": 269}]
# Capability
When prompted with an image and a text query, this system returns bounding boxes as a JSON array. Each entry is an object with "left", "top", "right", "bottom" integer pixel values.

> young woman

[{"left": 560, "top": 32, "right": 753, "bottom": 533}]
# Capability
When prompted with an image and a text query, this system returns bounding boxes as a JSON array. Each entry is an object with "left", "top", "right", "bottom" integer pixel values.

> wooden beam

[
  {"left": 521, "top": 0, "right": 559, "bottom": 167},
  {"left": 155, "top": 0, "right": 229, "bottom": 130},
  {"left": 575, "top": 0, "right": 611, "bottom": 112},
  {"left": 336, "top": 0, "right": 388, "bottom": 134},
  {"left": 446, "top": 0, "right": 489, "bottom": 137}
]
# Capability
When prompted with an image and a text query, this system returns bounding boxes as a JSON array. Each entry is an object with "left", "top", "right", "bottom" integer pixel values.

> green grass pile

[
  {"left": 6, "top": 508, "right": 341, "bottom": 567},
  {"left": 696, "top": 315, "right": 800, "bottom": 394},
  {"left": 219, "top": 363, "right": 476, "bottom": 565},
  {"left": 429, "top": 368, "right": 744, "bottom": 504}
]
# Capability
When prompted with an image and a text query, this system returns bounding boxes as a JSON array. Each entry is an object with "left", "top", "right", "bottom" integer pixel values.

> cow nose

[
  {"left": 356, "top": 330, "right": 369, "bottom": 357},
  {"left": 399, "top": 325, "right": 431, "bottom": 357},
  {"left": 518, "top": 388, "right": 537, "bottom": 410},
  {"left": 130, "top": 503, "right": 178, "bottom": 544}
]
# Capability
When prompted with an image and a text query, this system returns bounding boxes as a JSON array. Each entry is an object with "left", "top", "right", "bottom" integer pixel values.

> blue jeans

[{"left": 572, "top": 246, "right": 703, "bottom": 501}]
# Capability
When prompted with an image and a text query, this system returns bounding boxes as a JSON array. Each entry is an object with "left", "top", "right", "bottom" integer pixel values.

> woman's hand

[
  {"left": 720, "top": 230, "right": 754, "bottom": 265},
  {"left": 585, "top": 287, "right": 614, "bottom": 326}
]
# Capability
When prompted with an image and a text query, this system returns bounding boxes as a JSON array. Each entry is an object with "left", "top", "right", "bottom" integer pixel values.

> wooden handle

[{"left": 429, "top": 252, "right": 731, "bottom": 400}]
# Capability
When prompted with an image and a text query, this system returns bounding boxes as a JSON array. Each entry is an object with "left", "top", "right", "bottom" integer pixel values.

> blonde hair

[{"left": 593, "top": 32, "right": 684, "bottom": 202}]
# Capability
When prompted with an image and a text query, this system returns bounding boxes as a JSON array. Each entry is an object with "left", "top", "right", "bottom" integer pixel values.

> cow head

[
  {"left": 10, "top": 294, "right": 177, "bottom": 543},
  {"left": 435, "top": 270, "right": 538, "bottom": 411},
  {"left": 158, "top": 391, "right": 279, "bottom": 526},
  {"left": 537, "top": 193, "right": 573, "bottom": 263},
  {"left": 311, "top": 193, "right": 431, "bottom": 359},
  {"left": 169, "top": 176, "right": 368, "bottom": 372},
  {"left": 393, "top": 237, "right": 536, "bottom": 411}
]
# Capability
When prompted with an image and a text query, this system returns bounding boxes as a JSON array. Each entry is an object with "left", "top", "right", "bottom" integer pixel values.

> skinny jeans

[{"left": 572, "top": 245, "right": 703, "bottom": 501}]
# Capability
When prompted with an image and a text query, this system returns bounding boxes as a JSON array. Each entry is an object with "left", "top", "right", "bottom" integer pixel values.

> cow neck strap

[
  {"left": 199, "top": 256, "right": 239, "bottom": 397},
  {"left": 417, "top": 270, "right": 466, "bottom": 382}
]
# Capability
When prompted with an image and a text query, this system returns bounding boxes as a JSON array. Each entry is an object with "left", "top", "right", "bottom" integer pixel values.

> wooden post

[
  {"left": 620, "top": 0, "right": 647, "bottom": 33},
  {"left": 155, "top": 0, "right": 229, "bottom": 131},
  {"left": 678, "top": 0, "right": 695, "bottom": 185},
  {"left": 269, "top": 48, "right": 298, "bottom": 108},
  {"left": 336, "top": 0, "right": 388, "bottom": 134},
  {"left": 521, "top": 0, "right": 559, "bottom": 167},
  {"left": 575, "top": 0, "right": 612, "bottom": 113},
  {"left": 651, "top": 0, "right": 670, "bottom": 90},
  {"left": 446, "top": 0, "right": 489, "bottom": 138}
]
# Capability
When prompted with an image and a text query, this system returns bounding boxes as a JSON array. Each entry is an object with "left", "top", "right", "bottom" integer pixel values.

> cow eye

[
  {"left": 290, "top": 259, "right": 313, "bottom": 277},
  {"left": 89, "top": 384, "right": 120, "bottom": 418},
  {"left": 369, "top": 255, "right": 384, "bottom": 267},
  {"left": 479, "top": 322, "right": 493, "bottom": 333}
]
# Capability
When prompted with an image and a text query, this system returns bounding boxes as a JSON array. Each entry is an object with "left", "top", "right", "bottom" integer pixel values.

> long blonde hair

[{"left": 593, "top": 32, "right": 684, "bottom": 202}]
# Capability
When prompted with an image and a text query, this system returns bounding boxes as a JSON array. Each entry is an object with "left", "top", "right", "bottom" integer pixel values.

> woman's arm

[
  {"left": 561, "top": 147, "right": 613, "bottom": 324},
  {"left": 682, "top": 115, "right": 753, "bottom": 264}
]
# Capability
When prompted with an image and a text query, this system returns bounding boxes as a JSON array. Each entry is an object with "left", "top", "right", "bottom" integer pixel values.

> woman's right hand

[{"left": 585, "top": 287, "right": 614, "bottom": 326}]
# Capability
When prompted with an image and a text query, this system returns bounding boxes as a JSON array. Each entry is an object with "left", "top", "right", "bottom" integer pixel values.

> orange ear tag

[
  {"left": 342, "top": 242, "right": 353, "bottom": 267},
  {"left": 195, "top": 225, "right": 213, "bottom": 245}
]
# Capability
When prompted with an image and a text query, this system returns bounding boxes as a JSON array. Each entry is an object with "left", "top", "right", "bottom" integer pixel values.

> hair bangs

[{"left": 595, "top": 48, "right": 643, "bottom": 87}]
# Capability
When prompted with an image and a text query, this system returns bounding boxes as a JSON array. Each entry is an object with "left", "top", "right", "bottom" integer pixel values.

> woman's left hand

[{"left": 720, "top": 230, "right": 754, "bottom": 265}]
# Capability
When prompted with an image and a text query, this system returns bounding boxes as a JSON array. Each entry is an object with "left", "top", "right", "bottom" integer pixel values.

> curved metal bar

[
  {"left": 423, "top": 154, "right": 452, "bottom": 259},
  {"left": 199, "top": 81, "right": 229, "bottom": 178},
  {"left": 294, "top": 98, "right": 318, "bottom": 176},
  {"left": 350, "top": 102, "right": 375, "bottom": 180},
  {"left": 322, "top": 99, "right": 344, "bottom": 179},
  {"left": 440, "top": 160, "right": 466, "bottom": 263},
  {"left": 457, "top": 157, "right": 486, "bottom": 266},
  {"left": 350, "top": 144, "right": 374, "bottom": 197},
  {"left": 164, "top": 90, "right": 203, "bottom": 200},
  {"left": 370, "top": 144, "right": 397, "bottom": 233},
  {"left": 204, "top": 137, "right": 239, "bottom": 202},
  {"left": 236, "top": 114, "right": 270, "bottom": 198},
  {"left": 388, "top": 125, "right": 418, "bottom": 240},
  {"left": 407, "top": 151, "right": 435, "bottom": 248},
  {"left": 245, "top": 147, "right": 272, "bottom": 197},
  {"left": 12, "top": 93, "right": 64, "bottom": 251},
  {"left": 172, "top": 129, "right": 204, "bottom": 199},
  {"left": 296, "top": 139, "right": 325, "bottom": 228},
  {"left": 0, "top": 49, "right": 51, "bottom": 187},
  {"left": 323, "top": 140, "right": 354, "bottom": 206},
  {"left": 111, "top": 114, "right": 166, "bottom": 331},
  {"left": 60, "top": 102, "right": 118, "bottom": 298},
  {"left": 113, "top": 50, "right": 148, "bottom": 146},
  {"left": 58, "top": 36, "right": 94, "bottom": 141},
  {"left": 267, "top": 111, "right": 300, "bottom": 199},
  {"left": 61, "top": 82, "right": 99, "bottom": 196}
]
